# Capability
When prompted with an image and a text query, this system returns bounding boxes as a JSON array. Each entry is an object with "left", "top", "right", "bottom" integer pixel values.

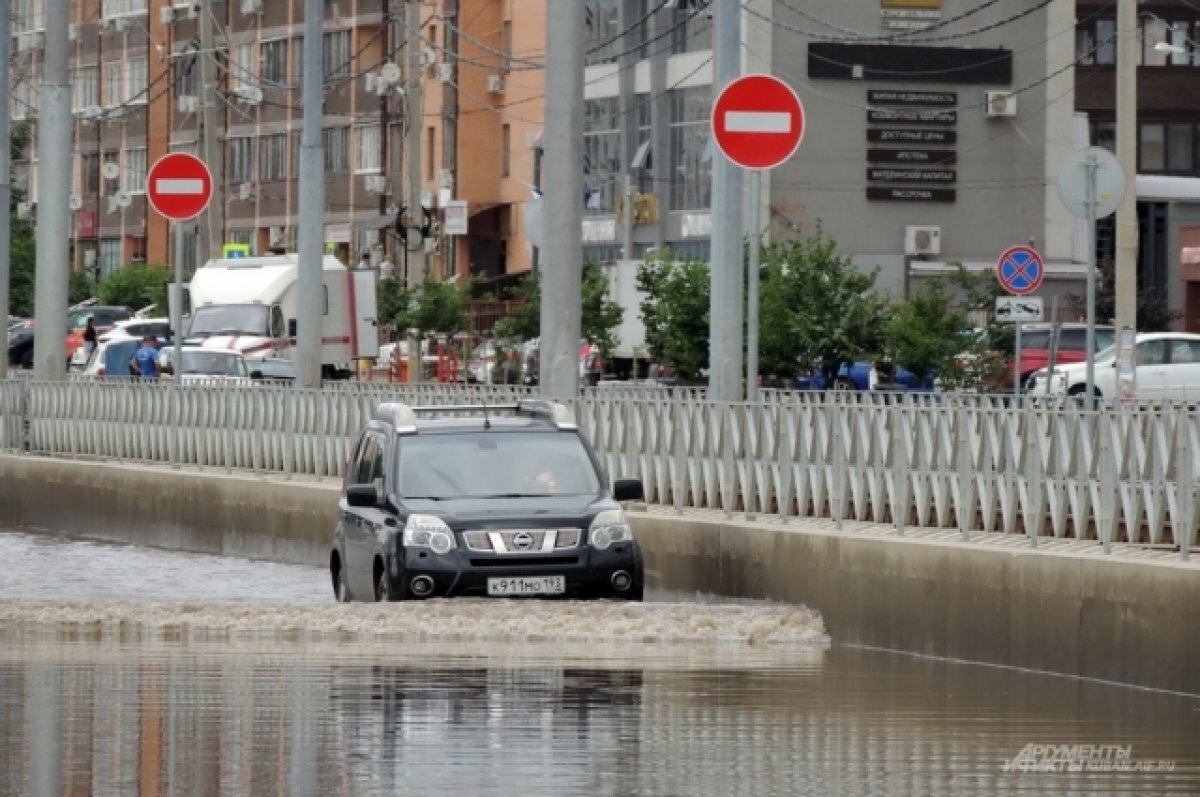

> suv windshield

[
  {"left": 188, "top": 305, "right": 269, "bottom": 337},
  {"left": 181, "top": 351, "right": 248, "bottom": 377},
  {"left": 396, "top": 432, "right": 602, "bottom": 499}
]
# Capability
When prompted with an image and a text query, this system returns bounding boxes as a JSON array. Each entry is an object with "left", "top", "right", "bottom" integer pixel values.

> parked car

[
  {"left": 161, "top": 347, "right": 252, "bottom": 384},
  {"left": 65, "top": 304, "right": 131, "bottom": 361},
  {"left": 6, "top": 319, "right": 35, "bottom": 368},
  {"left": 1015, "top": 323, "right": 1115, "bottom": 385},
  {"left": 1026, "top": 332, "right": 1200, "bottom": 403},
  {"left": 245, "top": 356, "right": 297, "bottom": 383},
  {"left": 330, "top": 399, "right": 645, "bottom": 602},
  {"left": 70, "top": 317, "right": 174, "bottom": 371}
]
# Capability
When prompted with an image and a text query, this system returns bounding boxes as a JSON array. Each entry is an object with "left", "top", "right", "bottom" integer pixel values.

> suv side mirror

[
  {"left": 613, "top": 478, "right": 643, "bottom": 502},
  {"left": 346, "top": 484, "right": 380, "bottom": 508}
]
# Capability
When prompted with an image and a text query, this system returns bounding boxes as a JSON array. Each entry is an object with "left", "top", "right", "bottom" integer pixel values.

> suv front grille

[{"left": 462, "top": 529, "right": 581, "bottom": 553}]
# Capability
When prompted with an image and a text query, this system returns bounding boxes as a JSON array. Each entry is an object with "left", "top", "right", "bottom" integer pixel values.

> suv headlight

[
  {"left": 403, "top": 514, "right": 456, "bottom": 554},
  {"left": 589, "top": 509, "right": 633, "bottom": 550}
]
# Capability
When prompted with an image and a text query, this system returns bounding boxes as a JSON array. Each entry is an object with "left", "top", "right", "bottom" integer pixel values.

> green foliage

[
  {"left": 1066, "top": 257, "right": 1182, "bottom": 332},
  {"left": 410, "top": 277, "right": 471, "bottom": 338},
  {"left": 375, "top": 278, "right": 415, "bottom": 331},
  {"left": 491, "top": 263, "right": 624, "bottom": 357},
  {"left": 756, "top": 228, "right": 890, "bottom": 379},
  {"left": 96, "top": 263, "right": 171, "bottom": 311},
  {"left": 635, "top": 251, "right": 711, "bottom": 380},
  {"left": 884, "top": 277, "right": 968, "bottom": 383},
  {"left": 68, "top": 269, "right": 95, "bottom": 306},
  {"left": 6, "top": 124, "right": 35, "bottom": 317}
]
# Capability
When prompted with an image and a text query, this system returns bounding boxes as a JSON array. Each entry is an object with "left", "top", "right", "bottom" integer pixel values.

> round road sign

[
  {"left": 711, "top": 73, "right": 805, "bottom": 171},
  {"left": 996, "top": 245, "right": 1045, "bottom": 296},
  {"left": 146, "top": 152, "right": 214, "bottom": 222},
  {"left": 1057, "top": 146, "right": 1126, "bottom": 220}
]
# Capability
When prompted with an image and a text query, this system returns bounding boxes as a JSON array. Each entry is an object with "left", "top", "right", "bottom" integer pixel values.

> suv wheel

[{"left": 20, "top": 348, "right": 33, "bottom": 369}]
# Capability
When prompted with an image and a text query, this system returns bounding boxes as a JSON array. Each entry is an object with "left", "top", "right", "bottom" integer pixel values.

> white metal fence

[{"left": 0, "top": 380, "right": 1194, "bottom": 558}]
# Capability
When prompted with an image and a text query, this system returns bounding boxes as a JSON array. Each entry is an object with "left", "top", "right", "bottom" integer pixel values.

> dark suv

[{"left": 331, "top": 400, "right": 645, "bottom": 602}]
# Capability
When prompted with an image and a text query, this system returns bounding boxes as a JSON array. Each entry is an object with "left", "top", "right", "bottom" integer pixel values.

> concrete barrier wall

[{"left": 2, "top": 454, "right": 1196, "bottom": 695}]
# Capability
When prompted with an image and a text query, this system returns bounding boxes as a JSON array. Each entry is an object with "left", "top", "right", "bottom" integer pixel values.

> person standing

[
  {"left": 82, "top": 318, "right": 97, "bottom": 354},
  {"left": 130, "top": 335, "right": 160, "bottom": 379}
]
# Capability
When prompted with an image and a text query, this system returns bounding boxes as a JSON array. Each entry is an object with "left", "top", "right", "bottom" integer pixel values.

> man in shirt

[{"left": 130, "top": 335, "right": 160, "bottom": 379}]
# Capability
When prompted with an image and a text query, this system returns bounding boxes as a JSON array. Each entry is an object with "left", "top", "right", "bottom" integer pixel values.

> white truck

[{"left": 184, "top": 253, "right": 378, "bottom": 380}]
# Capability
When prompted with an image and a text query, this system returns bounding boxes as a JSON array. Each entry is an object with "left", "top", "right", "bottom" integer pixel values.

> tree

[
  {"left": 635, "top": 251, "right": 710, "bottom": 380},
  {"left": 409, "top": 277, "right": 471, "bottom": 340},
  {"left": 756, "top": 228, "right": 890, "bottom": 382},
  {"left": 1067, "top": 257, "right": 1182, "bottom": 332},
  {"left": 884, "top": 277, "right": 968, "bottom": 383},
  {"left": 375, "top": 278, "right": 415, "bottom": 336},
  {"left": 96, "top": 263, "right": 172, "bottom": 312},
  {"left": 6, "top": 123, "right": 36, "bottom": 317},
  {"left": 492, "top": 262, "right": 624, "bottom": 357}
]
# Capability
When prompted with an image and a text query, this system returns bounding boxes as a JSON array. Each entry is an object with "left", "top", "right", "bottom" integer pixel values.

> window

[
  {"left": 501, "top": 21, "right": 513, "bottom": 74},
  {"left": 73, "top": 65, "right": 99, "bottom": 111},
  {"left": 356, "top": 124, "right": 381, "bottom": 173},
  {"left": 1168, "top": 124, "right": 1194, "bottom": 173},
  {"left": 1168, "top": 339, "right": 1200, "bottom": 363},
  {"left": 669, "top": 0, "right": 713, "bottom": 55},
  {"left": 323, "top": 31, "right": 351, "bottom": 79},
  {"left": 426, "top": 127, "right": 435, "bottom": 180},
  {"left": 175, "top": 52, "right": 198, "bottom": 97},
  {"left": 1142, "top": 17, "right": 1170, "bottom": 66},
  {"left": 102, "top": 0, "right": 147, "bottom": 17},
  {"left": 260, "top": 134, "right": 287, "bottom": 181},
  {"left": 1095, "top": 19, "right": 1116, "bottom": 65},
  {"left": 501, "top": 124, "right": 511, "bottom": 177},
  {"left": 12, "top": 78, "right": 35, "bottom": 120},
  {"left": 585, "top": 0, "right": 620, "bottom": 63},
  {"left": 81, "top": 153, "right": 100, "bottom": 193},
  {"left": 583, "top": 99, "right": 619, "bottom": 214},
  {"left": 1140, "top": 123, "right": 1165, "bottom": 172},
  {"left": 1091, "top": 121, "right": 1116, "bottom": 153},
  {"left": 231, "top": 43, "right": 255, "bottom": 92},
  {"left": 13, "top": 0, "right": 45, "bottom": 33},
  {"left": 1134, "top": 340, "right": 1168, "bottom": 366},
  {"left": 122, "top": 149, "right": 147, "bottom": 194},
  {"left": 324, "top": 127, "right": 350, "bottom": 172},
  {"left": 125, "top": 57, "right": 147, "bottom": 104},
  {"left": 669, "top": 88, "right": 712, "bottom": 211},
  {"left": 103, "top": 61, "right": 122, "bottom": 107},
  {"left": 99, "top": 238, "right": 123, "bottom": 278},
  {"left": 230, "top": 137, "right": 255, "bottom": 183},
  {"left": 261, "top": 39, "right": 287, "bottom": 85},
  {"left": 230, "top": 228, "right": 254, "bottom": 247}
]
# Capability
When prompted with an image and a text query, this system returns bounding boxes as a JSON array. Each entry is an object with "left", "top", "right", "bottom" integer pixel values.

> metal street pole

[
  {"left": 32, "top": 0, "right": 72, "bottom": 381},
  {"left": 1114, "top": 0, "right": 1137, "bottom": 335},
  {"left": 1085, "top": 153, "right": 1098, "bottom": 409},
  {"left": 405, "top": 0, "right": 425, "bottom": 383},
  {"left": 539, "top": 1, "right": 585, "bottom": 400},
  {"left": 0, "top": 0, "right": 10, "bottom": 380},
  {"left": 172, "top": 223, "right": 184, "bottom": 387},
  {"left": 745, "top": 169, "right": 760, "bottom": 401},
  {"left": 708, "top": 0, "right": 744, "bottom": 401},
  {"left": 198, "top": 0, "right": 221, "bottom": 264},
  {"left": 296, "top": 0, "right": 326, "bottom": 388}
]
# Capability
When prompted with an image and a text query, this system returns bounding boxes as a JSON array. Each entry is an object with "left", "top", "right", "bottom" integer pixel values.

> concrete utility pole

[
  {"left": 32, "top": 0, "right": 72, "bottom": 381},
  {"left": 1114, "top": 0, "right": 1138, "bottom": 335},
  {"left": 0, "top": 0, "right": 10, "bottom": 381},
  {"left": 296, "top": 0, "right": 326, "bottom": 388},
  {"left": 708, "top": 0, "right": 744, "bottom": 401},
  {"left": 405, "top": 0, "right": 425, "bottom": 382},
  {"left": 539, "top": 2, "right": 585, "bottom": 400},
  {"left": 198, "top": 0, "right": 222, "bottom": 265}
]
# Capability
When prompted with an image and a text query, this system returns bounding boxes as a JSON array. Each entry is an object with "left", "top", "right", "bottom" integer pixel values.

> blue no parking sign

[{"left": 995, "top": 245, "right": 1045, "bottom": 296}]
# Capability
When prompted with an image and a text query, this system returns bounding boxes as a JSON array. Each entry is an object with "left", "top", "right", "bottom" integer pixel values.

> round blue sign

[{"left": 995, "top": 245, "right": 1044, "bottom": 296}]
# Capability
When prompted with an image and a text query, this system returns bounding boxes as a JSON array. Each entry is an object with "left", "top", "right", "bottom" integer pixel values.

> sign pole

[
  {"left": 1085, "top": 152, "right": 1097, "bottom": 410},
  {"left": 746, "top": 169, "right": 761, "bottom": 401},
  {"left": 1014, "top": 322, "right": 1022, "bottom": 402},
  {"left": 171, "top": 221, "right": 184, "bottom": 469}
]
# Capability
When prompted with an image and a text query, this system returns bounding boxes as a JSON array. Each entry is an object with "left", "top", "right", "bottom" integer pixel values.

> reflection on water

[{"left": 1, "top": 633, "right": 1197, "bottom": 797}]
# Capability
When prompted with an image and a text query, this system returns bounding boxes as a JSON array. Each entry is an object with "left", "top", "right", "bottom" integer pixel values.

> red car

[{"left": 1015, "top": 323, "right": 1115, "bottom": 383}]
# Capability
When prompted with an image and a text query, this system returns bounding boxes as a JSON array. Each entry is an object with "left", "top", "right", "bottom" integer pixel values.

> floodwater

[{"left": 1, "top": 530, "right": 1198, "bottom": 796}]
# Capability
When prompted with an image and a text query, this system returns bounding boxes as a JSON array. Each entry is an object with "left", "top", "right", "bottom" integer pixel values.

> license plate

[{"left": 487, "top": 575, "right": 565, "bottom": 596}]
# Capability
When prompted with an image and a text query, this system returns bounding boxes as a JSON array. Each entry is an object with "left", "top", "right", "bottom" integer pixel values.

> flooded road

[{"left": 1, "top": 529, "right": 1198, "bottom": 796}]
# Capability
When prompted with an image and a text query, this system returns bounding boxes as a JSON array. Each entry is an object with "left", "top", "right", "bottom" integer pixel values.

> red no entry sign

[
  {"left": 995, "top": 245, "right": 1045, "bottom": 296},
  {"left": 146, "top": 152, "right": 214, "bottom": 221},
  {"left": 711, "top": 73, "right": 805, "bottom": 171}
]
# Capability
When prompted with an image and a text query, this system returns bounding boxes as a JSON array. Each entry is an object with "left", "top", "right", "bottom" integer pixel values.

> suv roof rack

[{"left": 372, "top": 399, "right": 576, "bottom": 434}]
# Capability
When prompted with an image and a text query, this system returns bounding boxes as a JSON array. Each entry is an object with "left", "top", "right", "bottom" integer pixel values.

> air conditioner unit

[
  {"left": 486, "top": 74, "right": 505, "bottom": 93},
  {"left": 437, "top": 63, "right": 454, "bottom": 83},
  {"left": 159, "top": 6, "right": 175, "bottom": 24},
  {"left": 69, "top": 195, "right": 83, "bottom": 211},
  {"left": 364, "top": 175, "right": 390, "bottom": 195},
  {"left": 904, "top": 225, "right": 942, "bottom": 256},
  {"left": 984, "top": 90, "right": 1017, "bottom": 118},
  {"left": 238, "top": 182, "right": 252, "bottom": 200},
  {"left": 436, "top": 168, "right": 453, "bottom": 190},
  {"left": 172, "top": 2, "right": 200, "bottom": 21},
  {"left": 241, "top": 0, "right": 264, "bottom": 14},
  {"left": 419, "top": 48, "right": 436, "bottom": 67},
  {"left": 235, "top": 86, "right": 263, "bottom": 105},
  {"left": 269, "top": 226, "right": 286, "bottom": 245},
  {"left": 420, "top": 190, "right": 435, "bottom": 209},
  {"left": 69, "top": 24, "right": 78, "bottom": 41},
  {"left": 177, "top": 95, "right": 199, "bottom": 114},
  {"left": 17, "top": 31, "right": 45, "bottom": 51},
  {"left": 16, "top": 202, "right": 32, "bottom": 220},
  {"left": 364, "top": 73, "right": 378, "bottom": 93},
  {"left": 106, "top": 196, "right": 120, "bottom": 214}
]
